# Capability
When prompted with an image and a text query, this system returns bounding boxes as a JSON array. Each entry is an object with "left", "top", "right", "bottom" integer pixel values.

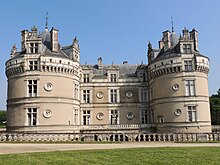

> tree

[
  {"left": 0, "top": 110, "right": 6, "bottom": 126},
  {"left": 210, "top": 88, "right": 220, "bottom": 125}
]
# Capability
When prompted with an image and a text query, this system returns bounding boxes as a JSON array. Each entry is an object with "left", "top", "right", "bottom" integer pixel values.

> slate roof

[
  {"left": 81, "top": 64, "right": 145, "bottom": 78},
  {"left": 40, "top": 29, "right": 70, "bottom": 59}
]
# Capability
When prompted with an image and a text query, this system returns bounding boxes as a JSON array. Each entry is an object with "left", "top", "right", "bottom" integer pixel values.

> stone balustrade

[{"left": 0, "top": 132, "right": 220, "bottom": 142}]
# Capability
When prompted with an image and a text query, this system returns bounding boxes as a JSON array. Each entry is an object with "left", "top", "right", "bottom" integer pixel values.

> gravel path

[{"left": 1, "top": 142, "right": 220, "bottom": 155}]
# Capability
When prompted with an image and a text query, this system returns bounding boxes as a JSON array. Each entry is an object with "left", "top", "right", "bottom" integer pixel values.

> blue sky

[{"left": 0, "top": 0, "right": 219, "bottom": 109}]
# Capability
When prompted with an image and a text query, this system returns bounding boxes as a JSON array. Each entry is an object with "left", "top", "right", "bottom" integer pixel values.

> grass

[
  {"left": 0, "top": 124, "right": 6, "bottom": 128},
  {"left": 1, "top": 147, "right": 220, "bottom": 165}
]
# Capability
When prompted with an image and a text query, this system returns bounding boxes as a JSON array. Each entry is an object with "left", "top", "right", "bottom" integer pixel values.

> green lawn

[{"left": 0, "top": 147, "right": 220, "bottom": 165}]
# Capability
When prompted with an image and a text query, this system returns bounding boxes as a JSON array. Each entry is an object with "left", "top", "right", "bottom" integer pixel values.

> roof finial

[
  {"left": 171, "top": 16, "right": 174, "bottom": 33},
  {"left": 45, "top": 12, "right": 48, "bottom": 29}
]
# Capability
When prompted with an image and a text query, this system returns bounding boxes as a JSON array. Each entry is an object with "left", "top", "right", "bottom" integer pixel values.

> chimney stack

[
  {"left": 182, "top": 28, "right": 189, "bottom": 40},
  {"left": 123, "top": 61, "right": 128, "bottom": 64},
  {"left": 190, "top": 28, "right": 198, "bottom": 51},
  {"left": 50, "top": 27, "right": 59, "bottom": 52},
  {"left": 98, "top": 57, "right": 103, "bottom": 69},
  {"left": 162, "top": 30, "right": 171, "bottom": 52}
]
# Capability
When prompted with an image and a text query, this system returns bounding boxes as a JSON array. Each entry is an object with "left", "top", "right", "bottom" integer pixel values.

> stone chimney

[
  {"left": 50, "top": 27, "right": 59, "bottom": 52},
  {"left": 158, "top": 39, "right": 164, "bottom": 49},
  {"left": 190, "top": 28, "right": 198, "bottom": 51},
  {"left": 123, "top": 61, "right": 128, "bottom": 64},
  {"left": 182, "top": 28, "right": 189, "bottom": 40},
  {"left": 98, "top": 57, "right": 102, "bottom": 69},
  {"left": 162, "top": 30, "right": 171, "bottom": 52},
  {"left": 21, "top": 30, "right": 29, "bottom": 52}
]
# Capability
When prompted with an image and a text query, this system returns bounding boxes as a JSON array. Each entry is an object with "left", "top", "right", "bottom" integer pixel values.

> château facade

[{"left": 5, "top": 26, "right": 211, "bottom": 134}]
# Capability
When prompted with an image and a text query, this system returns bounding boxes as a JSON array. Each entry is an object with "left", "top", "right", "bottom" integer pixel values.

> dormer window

[
  {"left": 110, "top": 74, "right": 117, "bottom": 82},
  {"left": 183, "top": 44, "right": 191, "bottom": 54},
  {"left": 83, "top": 74, "right": 90, "bottom": 83},
  {"left": 30, "top": 43, "right": 38, "bottom": 53},
  {"left": 140, "top": 72, "right": 147, "bottom": 82}
]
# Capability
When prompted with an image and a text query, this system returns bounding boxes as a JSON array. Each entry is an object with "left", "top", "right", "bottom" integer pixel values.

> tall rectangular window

[
  {"left": 110, "top": 110, "right": 119, "bottom": 125},
  {"left": 187, "top": 106, "right": 197, "bottom": 122},
  {"left": 110, "top": 89, "right": 118, "bottom": 103},
  {"left": 30, "top": 43, "right": 38, "bottom": 53},
  {"left": 185, "top": 80, "right": 195, "bottom": 96},
  {"left": 150, "top": 109, "right": 154, "bottom": 123},
  {"left": 83, "top": 110, "right": 91, "bottom": 125},
  {"left": 27, "top": 108, "right": 37, "bottom": 126},
  {"left": 140, "top": 109, "right": 148, "bottom": 124},
  {"left": 28, "top": 80, "right": 37, "bottom": 97},
  {"left": 149, "top": 87, "right": 153, "bottom": 101},
  {"left": 110, "top": 74, "right": 117, "bottom": 82},
  {"left": 184, "top": 60, "right": 192, "bottom": 71},
  {"left": 74, "top": 109, "right": 79, "bottom": 125},
  {"left": 29, "top": 61, "right": 38, "bottom": 70},
  {"left": 140, "top": 89, "right": 148, "bottom": 102},
  {"left": 83, "top": 74, "right": 89, "bottom": 83},
  {"left": 74, "top": 84, "right": 79, "bottom": 99},
  {"left": 183, "top": 44, "right": 191, "bottom": 54},
  {"left": 143, "top": 73, "right": 146, "bottom": 82},
  {"left": 83, "top": 90, "right": 90, "bottom": 103}
]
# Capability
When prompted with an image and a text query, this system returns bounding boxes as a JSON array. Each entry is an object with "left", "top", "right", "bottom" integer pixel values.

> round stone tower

[
  {"left": 5, "top": 26, "right": 81, "bottom": 133},
  {"left": 147, "top": 28, "right": 211, "bottom": 133}
]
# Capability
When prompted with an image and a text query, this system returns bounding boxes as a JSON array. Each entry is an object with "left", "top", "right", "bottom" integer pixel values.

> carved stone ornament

[
  {"left": 126, "top": 112, "right": 134, "bottom": 120},
  {"left": 44, "top": 83, "right": 53, "bottom": 91},
  {"left": 43, "top": 109, "right": 52, "bottom": 118},
  {"left": 125, "top": 91, "right": 133, "bottom": 98},
  {"left": 96, "top": 92, "right": 103, "bottom": 99},
  {"left": 172, "top": 84, "right": 179, "bottom": 91},
  {"left": 96, "top": 112, "right": 104, "bottom": 120},
  {"left": 174, "top": 109, "right": 182, "bottom": 116}
]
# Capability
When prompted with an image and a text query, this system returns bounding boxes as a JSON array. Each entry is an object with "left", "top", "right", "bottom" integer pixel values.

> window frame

[
  {"left": 29, "top": 60, "right": 38, "bottom": 71},
  {"left": 110, "top": 109, "right": 119, "bottom": 125},
  {"left": 27, "top": 80, "right": 38, "bottom": 97},
  {"left": 83, "top": 74, "right": 90, "bottom": 83},
  {"left": 27, "top": 107, "right": 37, "bottom": 126},
  {"left": 140, "top": 109, "right": 148, "bottom": 124},
  {"left": 29, "top": 42, "right": 39, "bottom": 54},
  {"left": 82, "top": 110, "right": 91, "bottom": 125},
  {"left": 110, "top": 73, "right": 117, "bottom": 82},
  {"left": 110, "top": 89, "right": 118, "bottom": 103},
  {"left": 82, "top": 90, "right": 90, "bottom": 103},
  {"left": 185, "top": 80, "right": 195, "bottom": 96},
  {"left": 184, "top": 60, "right": 193, "bottom": 71},
  {"left": 140, "top": 88, "right": 148, "bottom": 103},
  {"left": 183, "top": 44, "right": 192, "bottom": 54},
  {"left": 187, "top": 106, "right": 197, "bottom": 122}
]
